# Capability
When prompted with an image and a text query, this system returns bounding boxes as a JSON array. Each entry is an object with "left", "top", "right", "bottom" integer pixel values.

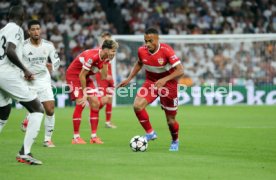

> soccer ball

[{"left": 129, "top": 135, "right": 148, "bottom": 152}]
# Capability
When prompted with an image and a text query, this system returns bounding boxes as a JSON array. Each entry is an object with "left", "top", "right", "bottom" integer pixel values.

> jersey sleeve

[
  {"left": 81, "top": 53, "right": 94, "bottom": 70},
  {"left": 7, "top": 24, "right": 23, "bottom": 46},
  {"left": 49, "top": 44, "right": 60, "bottom": 71},
  {"left": 165, "top": 45, "right": 181, "bottom": 67}
]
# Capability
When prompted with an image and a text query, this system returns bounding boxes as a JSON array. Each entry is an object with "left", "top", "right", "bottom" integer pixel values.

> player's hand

[
  {"left": 23, "top": 70, "right": 34, "bottom": 81},
  {"left": 154, "top": 79, "right": 167, "bottom": 89},
  {"left": 46, "top": 63, "right": 53, "bottom": 72},
  {"left": 117, "top": 79, "right": 130, "bottom": 88},
  {"left": 78, "top": 95, "right": 88, "bottom": 107}
]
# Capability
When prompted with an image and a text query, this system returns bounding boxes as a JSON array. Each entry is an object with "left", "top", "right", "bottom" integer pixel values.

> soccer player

[
  {"left": 20, "top": 19, "right": 60, "bottom": 148},
  {"left": 95, "top": 32, "right": 117, "bottom": 128},
  {"left": 117, "top": 28, "right": 184, "bottom": 151},
  {"left": 66, "top": 39, "right": 118, "bottom": 144},
  {"left": 0, "top": 5, "right": 44, "bottom": 165}
]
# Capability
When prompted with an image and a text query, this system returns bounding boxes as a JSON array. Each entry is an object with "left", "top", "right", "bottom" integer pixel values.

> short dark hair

[
  {"left": 8, "top": 5, "right": 24, "bottom": 20},
  {"left": 145, "top": 27, "right": 159, "bottom": 35},
  {"left": 28, "top": 19, "right": 40, "bottom": 29},
  {"left": 102, "top": 39, "right": 118, "bottom": 49}
]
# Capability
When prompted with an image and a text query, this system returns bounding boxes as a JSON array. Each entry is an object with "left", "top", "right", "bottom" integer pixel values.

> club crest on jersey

[
  {"left": 88, "top": 59, "right": 93, "bottom": 64},
  {"left": 158, "top": 58, "right": 164, "bottom": 65}
]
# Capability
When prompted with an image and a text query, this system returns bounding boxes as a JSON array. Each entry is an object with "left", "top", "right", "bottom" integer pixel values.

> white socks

[
  {"left": 23, "top": 112, "right": 43, "bottom": 155},
  {"left": 44, "top": 114, "right": 55, "bottom": 142},
  {"left": 0, "top": 119, "right": 8, "bottom": 133}
]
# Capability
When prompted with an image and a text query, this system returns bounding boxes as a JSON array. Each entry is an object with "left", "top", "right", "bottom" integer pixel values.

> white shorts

[
  {"left": 29, "top": 84, "right": 54, "bottom": 102},
  {"left": 0, "top": 69, "right": 37, "bottom": 107}
]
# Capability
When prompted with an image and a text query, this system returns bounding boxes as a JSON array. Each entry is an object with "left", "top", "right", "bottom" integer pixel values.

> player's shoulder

[
  {"left": 23, "top": 38, "right": 30, "bottom": 45},
  {"left": 138, "top": 45, "right": 148, "bottom": 53},
  {"left": 42, "top": 39, "right": 54, "bottom": 47},
  {"left": 160, "top": 43, "right": 173, "bottom": 51}
]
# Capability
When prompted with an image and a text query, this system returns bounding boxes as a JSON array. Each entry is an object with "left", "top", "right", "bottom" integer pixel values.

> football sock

[
  {"left": 23, "top": 112, "right": 43, "bottom": 154},
  {"left": 168, "top": 121, "right": 179, "bottom": 141},
  {"left": 0, "top": 119, "right": 7, "bottom": 133},
  {"left": 44, "top": 114, "right": 55, "bottom": 142},
  {"left": 105, "top": 103, "right": 112, "bottom": 122},
  {"left": 90, "top": 109, "right": 99, "bottom": 134},
  {"left": 91, "top": 133, "right": 97, "bottom": 138},
  {"left": 135, "top": 109, "right": 153, "bottom": 133},
  {"left": 73, "top": 104, "right": 84, "bottom": 135}
]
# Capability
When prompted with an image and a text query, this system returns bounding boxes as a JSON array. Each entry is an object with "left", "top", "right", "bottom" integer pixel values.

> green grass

[{"left": 0, "top": 106, "right": 276, "bottom": 180}]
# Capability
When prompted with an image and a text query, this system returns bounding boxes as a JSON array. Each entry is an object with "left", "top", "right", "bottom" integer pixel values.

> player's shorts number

[{"left": 0, "top": 36, "right": 7, "bottom": 60}]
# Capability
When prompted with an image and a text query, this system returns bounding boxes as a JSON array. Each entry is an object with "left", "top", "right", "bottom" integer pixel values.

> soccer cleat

[
  {"left": 16, "top": 153, "right": 43, "bottom": 165},
  {"left": 72, "top": 137, "right": 87, "bottom": 144},
  {"left": 145, "top": 131, "right": 158, "bottom": 141},
  {"left": 21, "top": 118, "right": 29, "bottom": 132},
  {"left": 169, "top": 140, "right": 179, "bottom": 152},
  {"left": 90, "top": 137, "right": 104, "bottom": 144},
  {"left": 105, "top": 122, "right": 117, "bottom": 129},
  {"left": 43, "top": 140, "right": 56, "bottom": 147}
]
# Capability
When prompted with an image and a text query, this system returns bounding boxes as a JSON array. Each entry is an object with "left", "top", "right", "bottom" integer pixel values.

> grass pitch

[{"left": 0, "top": 106, "right": 275, "bottom": 180}]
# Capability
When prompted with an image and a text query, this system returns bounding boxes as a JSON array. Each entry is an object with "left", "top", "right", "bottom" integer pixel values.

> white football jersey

[
  {"left": 0, "top": 22, "right": 24, "bottom": 69},
  {"left": 23, "top": 38, "right": 60, "bottom": 86}
]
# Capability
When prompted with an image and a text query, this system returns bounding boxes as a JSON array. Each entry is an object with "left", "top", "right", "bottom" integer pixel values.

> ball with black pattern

[{"left": 129, "top": 135, "right": 148, "bottom": 152}]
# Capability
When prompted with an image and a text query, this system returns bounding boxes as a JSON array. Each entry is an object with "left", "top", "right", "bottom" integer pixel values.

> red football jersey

[
  {"left": 66, "top": 48, "right": 108, "bottom": 79},
  {"left": 138, "top": 43, "right": 181, "bottom": 82}
]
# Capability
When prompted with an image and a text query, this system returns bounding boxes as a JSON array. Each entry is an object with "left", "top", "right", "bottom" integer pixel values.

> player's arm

[
  {"left": 100, "top": 63, "right": 108, "bottom": 80},
  {"left": 155, "top": 63, "right": 184, "bottom": 89},
  {"left": 47, "top": 46, "right": 60, "bottom": 72},
  {"left": 117, "top": 61, "right": 143, "bottom": 87},
  {"left": 79, "top": 68, "right": 90, "bottom": 106},
  {"left": 6, "top": 42, "right": 33, "bottom": 80}
]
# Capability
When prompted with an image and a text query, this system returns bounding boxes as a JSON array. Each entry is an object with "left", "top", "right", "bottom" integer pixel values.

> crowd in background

[{"left": 0, "top": 0, "right": 275, "bottom": 86}]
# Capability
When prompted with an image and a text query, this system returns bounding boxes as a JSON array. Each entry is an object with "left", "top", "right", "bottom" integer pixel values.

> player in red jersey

[
  {"left": 95, "top": 32, "right": 117, "bottom": 128},
  {"left": 118, "top": 28, "right": 184, "bottom": 151},
  {"left": 66, "top": 39, "right": 118, "bottom": 144}
]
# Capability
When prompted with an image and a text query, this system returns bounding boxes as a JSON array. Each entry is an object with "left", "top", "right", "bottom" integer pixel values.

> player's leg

[
  {"left": 67, "top": 79, "right": 86, "bottom": 144},
  {"left": 38, "top": 85, "right": 56, "bottom": 147},
  {"left": 0, "top": 90, "right": 12, "bottom": 133},
  {"left": 165, "top": 113, "right": 179, "bottom": 152},
  {"left": 160, "top": 83, "right": 179, "bottom": 151},
  {"left": 18, "top": 98, "right": 44, "bottom": 164},
  {"left": 88, "top": 95, "right": 103, "bottom": 144},
  {"left": 105, "top": 86, "right": 116, "bottom": 128},
  {"left": 42, "top": 100, "right": 55, "bottom": 147},
  {"left": 134, "top": 81, "right": 158, "bottom": 141}
]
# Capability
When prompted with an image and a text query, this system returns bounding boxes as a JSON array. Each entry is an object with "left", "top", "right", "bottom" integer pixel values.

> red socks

[
  {"left": 105, "top": 103, "right": 112, "bottom": 122},
  {"left": 168, "top": 121, "right": 179, "bottom": 141},
  {"left": 135, "top": 109, "right": 153, "bottom": 133},
  {"left": 90, "top": 109, "right": 99, "bottom": 134},
  {"left": 73, "top": 104, "right": 84, "bottom": 134}
]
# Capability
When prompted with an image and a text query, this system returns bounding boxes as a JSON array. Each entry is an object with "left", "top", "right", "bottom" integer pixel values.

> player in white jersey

[
  {"left": 0, "top": 5, "right": 44, "bottom": 165},
  {"left": 21, "top": 20, "right": 60, "bottom": 148}
]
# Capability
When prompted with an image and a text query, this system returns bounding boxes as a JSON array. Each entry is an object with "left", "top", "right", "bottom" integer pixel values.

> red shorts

[
  {"left": 95, "top": 73, "right": 114, "bottom": 96},
  {"left": 66, "top": 77, "right": 99, "bottom": 101},
  {"left": 137, "top": 80, "right": 178, "bottom": 116}
]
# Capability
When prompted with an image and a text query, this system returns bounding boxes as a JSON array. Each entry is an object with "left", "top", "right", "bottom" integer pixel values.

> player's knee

[
  {"left": 89, "top": 98, "right": 100, "bottom": 109},
  {"left": 133, "top": 102, "right": 143, "bottom": 111},
  {"left": 45, "top": 108, "right": 54, "bottom": 116}
]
